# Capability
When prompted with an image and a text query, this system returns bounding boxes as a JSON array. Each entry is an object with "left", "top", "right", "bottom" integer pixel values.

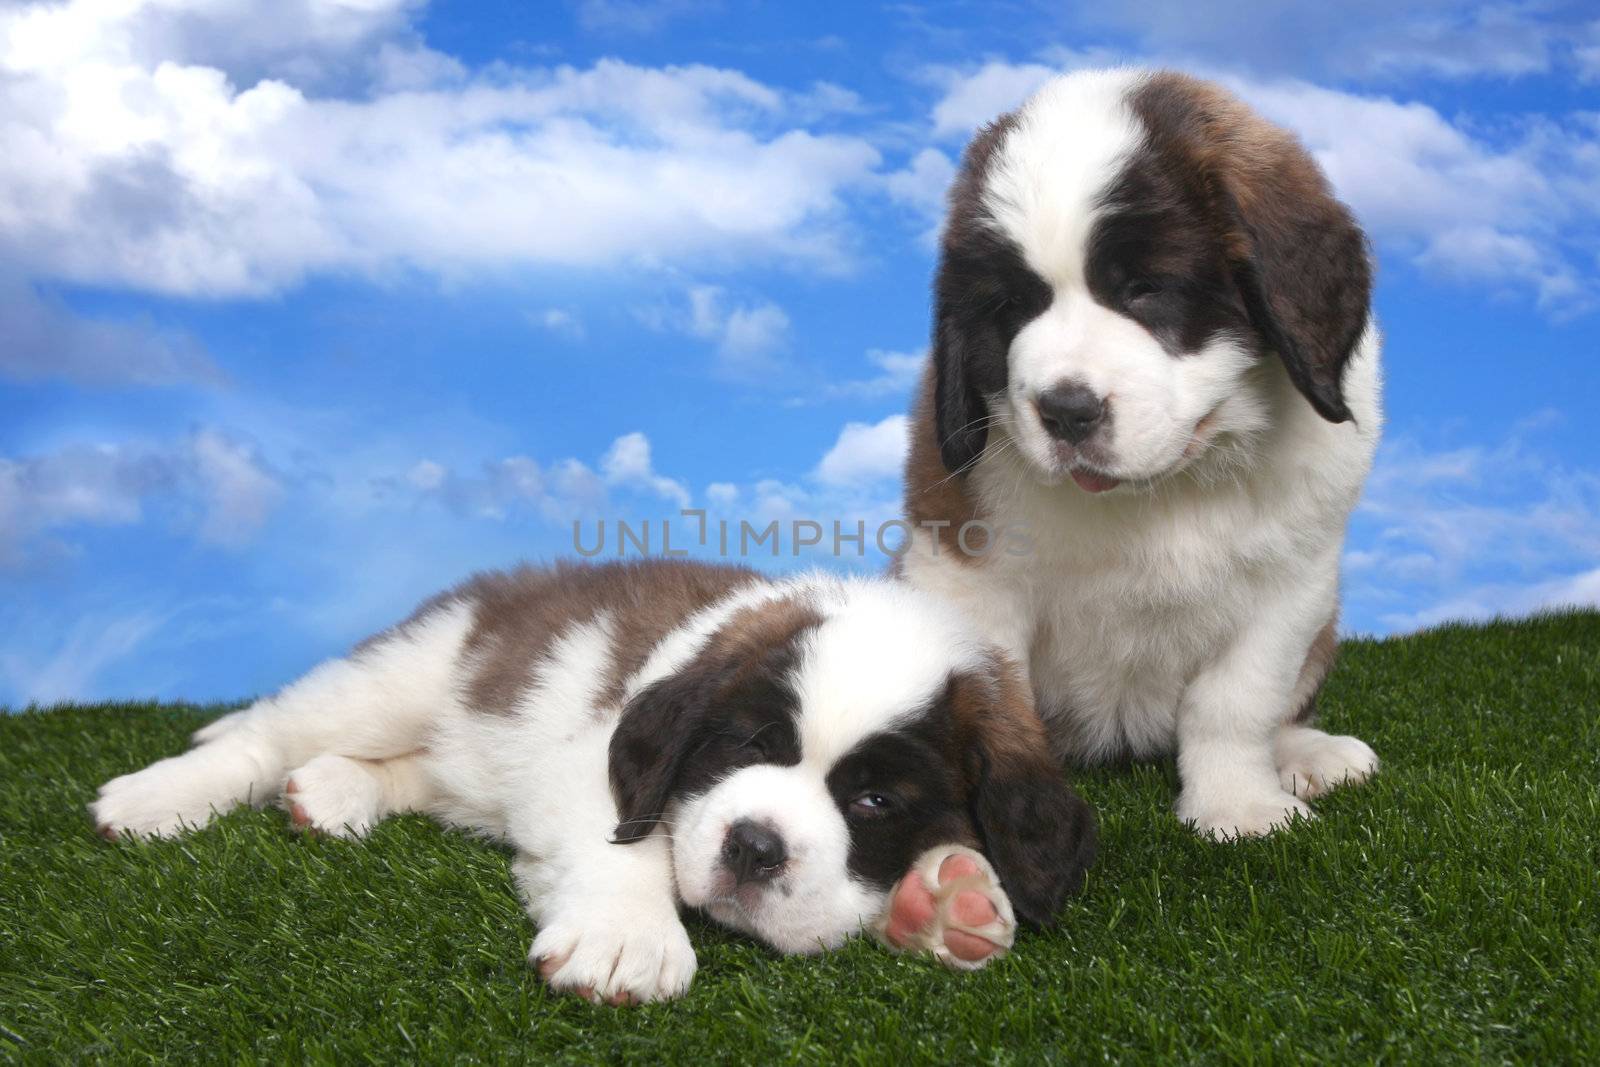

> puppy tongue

[{"left": 1070, "top": 469, "right": 1121, "bottom": 494}]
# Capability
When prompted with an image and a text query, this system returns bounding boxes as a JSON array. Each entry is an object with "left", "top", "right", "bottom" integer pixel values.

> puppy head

[
  {"left": 931, "top": 69, "right": 1370, "bottom": 490},
  {"left": 608, "top": 582, "right": 1095, "bottom": 954}
]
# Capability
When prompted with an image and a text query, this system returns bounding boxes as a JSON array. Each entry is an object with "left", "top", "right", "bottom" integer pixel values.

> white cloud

[
  {"left": 930, "top": 60, "right": 1060, "bottom": 139},
  {"left": 722, "top": 305, "right": 791, "bottom": 360},
  {"left": 405, "top": 431, "right": 689, "bottom": 520},
  {"left": 814, "top": 414, "right": 909, "bottom": 487},
  {"left": 406, "top": 458, "right": 447, "bottom": 491},
  {"left": 685, "top": 285, "right": 791, "bottom": 368},
  {"left": 1226, "top": 76, "right": 1597, "bottom": 312},
  {"left": 1358, "top": 439, "right": 1600, "bottom": 580},
  {"left": 0, "top": 445, "right": 164, "bottom": 557},
  {"left": 404, "top": 454, "right": 552, "bottom": 519},
  {"left": 370, "top": 41, "right": 466, "bottom": 91},
  {"left": 1579, "top": 21, "right": 1600, "bottom": 81},
  {"left": 600, "top": 431, "right": 691, "bottom": 508},
  {"left": 190, "top": 428, "right": 284, "bottom": 546},
  {"left": 881, "top": 146, "right": 956, "bottom": 241},
  {"left": 0, "top": 275, "right": 222, "bottom": 386},
  {"left": 0, "top": 606, "right": 172, "bottom": 706},
  {"left": 828, "top": 347, "right": 925, "bottom": 401},
  {"left": 1, "top": 0, "right": 424, "bottom": 87},
  {"left": 1345, "top": 425, "right": 1600, "bottom": 631},
  {"left": 532, "top": 307, "right": 585, "bottom": 340},
  {"left": 1064, "top": 2, "right": 1592, "bottom": 84},
  {"left": 0, "top": 3, "right": 882, "bottom": 298},
  {"left": 1540, "top": 566, "right": 1600, "bottom": 609},
  {"left": 926, "top": 59, "right": 1600, "bottom": 315},
  {"left": 0, "top": 428, "right": 283, "bottom": 564},
  {"left": 1381, "top": 566, "right": 1600, "bottom": 632}
]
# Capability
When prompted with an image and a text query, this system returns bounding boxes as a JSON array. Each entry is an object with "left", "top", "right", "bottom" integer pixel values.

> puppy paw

[
  {"left": 875, "top": 845, "right": 1016, "bottom": 971},
  {"left": 530, "top": 912, "right": 696, "bottom": 1005},
  {"left": 282, "top": 755, "right": 382, "bottom": 839},
  {"left": 1178, "top": 790, "right": 1313, "bottom": 840},
  {"left": 1276, "top": 728, "right": 1379, "bottom": 799},
  {"left": 92, "top": 755, "right": 227, "bottom": 839}
]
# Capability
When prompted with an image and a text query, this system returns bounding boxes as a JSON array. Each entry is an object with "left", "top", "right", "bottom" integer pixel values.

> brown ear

[
  {"left": 1134, "top": 72, "right": 1372, "bottom": 423},
  {"left": 608, "top": 668, "right": 709, "bottom": 843},
  {"left": 949, "top": 655, "right": 1097, "bottom": 926},
  {"left": 607, "top": 596, "right": 821, "bottom": 843}
]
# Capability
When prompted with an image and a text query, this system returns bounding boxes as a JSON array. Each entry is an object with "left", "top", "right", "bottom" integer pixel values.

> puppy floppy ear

[
  {"left": 608, "top": 670, "right": 707, "bottom": 844},
  {"left": 607, "top": 595, "right": 822, "bottom": 844},
  {"left": 1135, "top": 72, "right": 1371, "bottom": 423},
  {"left": 929, "top": 112, "right": 1027, "bottom": 473},
  {"left": 930, "top": 309, "right": 988, "bottom": 473},
  {"left": 950, "top": 656, "right": 1097, "bottom": 926},
  {"left": 1224, "top": 176, "right": 1370, "bottom": 424}
]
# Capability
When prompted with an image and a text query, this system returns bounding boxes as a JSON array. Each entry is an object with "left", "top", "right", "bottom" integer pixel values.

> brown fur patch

[
  {"left": 941, "top": 111, "right": 1023, "bottom": 270},
  {"left": 946, "top": 651, "right": 1056, "bottom": 781},
  {"left": 694, "top": 594, "right": 824, "bottom": 680},
  {"left": 1130, "top": 71, "right": 1372, "bottom": 422},
  {"left": 589, "top": 564, "right": 784, "bottom": 709},
  {"left": 606, "top": 591, "right": 823, "bottom": 841},
  {"left": 447, "top": 560, "right": 763, "bottom": 716},
  {"left": 943, "top": 650, "right": 1097, "bottom": 924},
  {"left": 902, "top": 363, "right": 988, "bottom": 563}
]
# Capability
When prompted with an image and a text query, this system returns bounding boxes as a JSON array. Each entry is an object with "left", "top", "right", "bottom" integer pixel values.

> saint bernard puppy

[
  {"left": 92, "top": 560, "right": 1095, "bottom": 1003},
  {"left": 900, "top": 69, "right": 1382, "bottom": 840}
]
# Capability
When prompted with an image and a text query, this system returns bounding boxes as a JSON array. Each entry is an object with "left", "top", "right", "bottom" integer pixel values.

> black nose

[
  {"left": 721, "top": 819, "right": 787, "bottom": 884},
  {"left": 1036, "top": 383, "right": 1106, "bottom": 444}
]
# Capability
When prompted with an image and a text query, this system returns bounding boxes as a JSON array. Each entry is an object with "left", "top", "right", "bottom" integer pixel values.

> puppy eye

[
  {"left": 848, "top": 792, "right": 896, "bottom": 817},
  {"left": 1122, "top": 279, "right": 1161, "bottom": 303}
]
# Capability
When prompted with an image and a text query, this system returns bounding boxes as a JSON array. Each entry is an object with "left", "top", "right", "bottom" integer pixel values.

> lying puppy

[
  {"left": 901, "top": 69, "right": 1382, "bottom": 839},
  {"left": 92, "top": 560, "right": 1095, "bottom": 1002}
]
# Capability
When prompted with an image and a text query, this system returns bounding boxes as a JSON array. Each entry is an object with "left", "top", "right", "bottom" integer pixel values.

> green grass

[{"left": 2, "top": 612, "right": 1597, "bottom": 1064}]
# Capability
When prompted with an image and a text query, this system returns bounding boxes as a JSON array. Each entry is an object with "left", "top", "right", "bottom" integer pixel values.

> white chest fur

[{"left": 903, "top": 343, "right": 1381, "bottom": 765}]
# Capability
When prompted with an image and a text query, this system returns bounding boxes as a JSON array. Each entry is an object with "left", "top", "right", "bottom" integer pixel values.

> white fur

[
  {"left": 904, "top": 71, "right": 1383, "bottom": 840},
  {"left": 1275, "top": 726, "right": 1380, "bottom": 800},
  {"left": 282, "top": 752, "right": 436, "bottom": 838},
  {"left": 93, "top": 602, "right": 474, "bottom": 837},
  {"left": 668, "top": 580, "right": 992, "bottom": 954},
  {"left": 983, "top": 69, "right": 1270, "bottom": 488},
  {"left": 673, "top": 764, "right": 874, "bottom": 955},
  {"left": 91, "top": 571, "right": 986, "bottom": 1001},
  {"left": 982, "top": 68, "right": 1144, "bottom": 278},
  {"left": 793, "top": 579, "right": 987, "bottom": 760}
]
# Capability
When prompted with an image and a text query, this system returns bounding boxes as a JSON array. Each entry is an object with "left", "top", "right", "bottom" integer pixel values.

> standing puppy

[{"left": 900, "top": 69, "right": 1381, "bottom": 839}]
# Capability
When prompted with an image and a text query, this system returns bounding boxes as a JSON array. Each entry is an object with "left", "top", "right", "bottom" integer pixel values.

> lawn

[{"left": 2, "top": 611, "right": 1597, "bottom": 1064}]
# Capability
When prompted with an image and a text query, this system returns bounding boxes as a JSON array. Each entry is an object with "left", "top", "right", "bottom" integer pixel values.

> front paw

[
  {"left": 1177, "top": 790, "right": 1313, "bottom": 840},
  {"left": 876, "top": 845, "right": 1016, "bottom": 971},
  {"left": 1276, "top": 728, "right": 1379, "bottom": 799},
  {"left": 530, "top": 910, "right": 696, "bottom": 1005}
]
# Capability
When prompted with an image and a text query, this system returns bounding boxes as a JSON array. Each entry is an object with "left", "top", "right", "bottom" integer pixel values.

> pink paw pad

[
  {"left": 875, "top": 845, "right": 1016, "bottom": 971},
  {"left": 282, "top": 778, "right": 314, "bottom": 831}
]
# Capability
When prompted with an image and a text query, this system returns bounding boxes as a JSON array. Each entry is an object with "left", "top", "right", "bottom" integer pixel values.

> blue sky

[{"left": 3, "top": 0, "right": 1598, "bottom": 707}]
